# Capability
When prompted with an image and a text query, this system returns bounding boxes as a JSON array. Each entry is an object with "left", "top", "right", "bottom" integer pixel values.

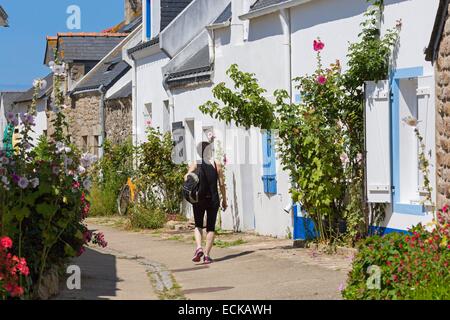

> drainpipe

[
  {"left": 280, "top": 8, "right": 296, "bottom": 238},
  {"left": 98, "top": 84, "right": 106, "bottom": 159},
  {"left": 280, "top": 8, "right": 292, "bottom": 100}
]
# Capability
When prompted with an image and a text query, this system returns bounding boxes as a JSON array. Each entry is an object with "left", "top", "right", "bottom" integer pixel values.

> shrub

[
  {"left": 129, "top": 204, "right": 166, "bottom": 230},
  {"left": 342, "top": 207, "right": 450, "bottom": 300},
  {"left": 88, "top": 182, "right": 117, "bottom": 217},
  {"left": 89, "top": 139, "right": 135, "bottom": 216},
  {"left": 138, "top": 127, "right": 186, "bottom": 215}
]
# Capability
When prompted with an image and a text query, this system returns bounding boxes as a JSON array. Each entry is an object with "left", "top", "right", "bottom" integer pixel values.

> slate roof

[
  {"left": 128, "top": 0, "right": 194, "bottom": 54},
  {"left": 212, "top": 3, "right": 232, "bottom": 25},
  {"left": 14, "top": 73, "right": 54, "bottom": 104},
  {"left": 250, "top": 0, "right": 289, "bottom": 12},
  {"left": 107, "top": 82, "right": 132, "bottom": 100},
  {"left": 1, "top": 92, "right": 25, "bottom": 108},
  {"left": 166, "top": 46, "right": 212, "bottom": 86},
  {"left": 161, "top": 0, "right": 194, "bottom": 30},
  {"left": 425, "top": 0, "right": 450, "bottom": 61},
  {"left": 56, "top": 33, "right": 127, "bottom": 62},
  {"left": 71, "top": 50, "right": 131, "bottom": 94},
  {"left": 0, "top": 5, "right": 8, "bottom": 26}
]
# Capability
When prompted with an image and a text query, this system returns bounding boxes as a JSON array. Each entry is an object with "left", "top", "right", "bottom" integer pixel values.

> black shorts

[{"left": 193, "top": 201, "right": 219, "bottom": 232}]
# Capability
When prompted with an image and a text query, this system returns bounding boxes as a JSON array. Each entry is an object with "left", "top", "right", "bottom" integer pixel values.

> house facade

[{"left": 128, "top": 0, "right": 440, "bottom": 238}]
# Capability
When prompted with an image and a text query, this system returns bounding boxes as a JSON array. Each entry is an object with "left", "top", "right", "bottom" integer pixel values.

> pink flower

[
  {"left": 317, "top": 75, "right": 327, "bottom": 85},
  {"left": 0, "top": 236, "right": 13, "bottom": 249},
  {"left": 313, "top": 39, "right": 325, "bottom": 52}
]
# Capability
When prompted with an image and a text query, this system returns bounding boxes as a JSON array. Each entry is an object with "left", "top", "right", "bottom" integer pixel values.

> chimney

[
  {"left": 125, "top": 0, "right": 142, "bottom": 24},
  {"left": 231, "top": 0, "right": 253, "bottom": 44}
]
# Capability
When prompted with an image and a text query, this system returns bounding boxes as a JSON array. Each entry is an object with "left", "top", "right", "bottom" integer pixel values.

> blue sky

[{"left": 0, "top": 0, "right": 124, "bottom": 91}]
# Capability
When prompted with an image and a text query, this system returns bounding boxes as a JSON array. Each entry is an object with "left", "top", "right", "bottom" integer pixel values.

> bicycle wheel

[{"left": 117, "top": 184, "right": 131, "bottom": 216}]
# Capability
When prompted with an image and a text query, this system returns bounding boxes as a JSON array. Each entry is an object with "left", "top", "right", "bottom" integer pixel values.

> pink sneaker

[
  {"left": 192, "top": 248, "right": 204, "bottom": 262},
  {"left": 203, "top": 256, "right": 213, "bottom": 264}
]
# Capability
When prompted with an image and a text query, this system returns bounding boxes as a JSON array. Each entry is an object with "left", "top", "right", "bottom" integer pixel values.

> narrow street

[{"left": 57, "top": 222, "right": 353, "bottom": 300}]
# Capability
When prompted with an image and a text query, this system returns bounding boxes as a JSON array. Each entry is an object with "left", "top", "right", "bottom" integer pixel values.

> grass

[
  {"left": 167, "top": 235, "right": 183, "bottom": 241},
  {"left": 214, "top": 238, "right": 247, "bottom": 248}
]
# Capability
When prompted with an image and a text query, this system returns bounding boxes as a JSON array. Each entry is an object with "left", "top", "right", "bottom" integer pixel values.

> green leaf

[{"left": 36, "top": 203, "right": 58, "bottom": 219}]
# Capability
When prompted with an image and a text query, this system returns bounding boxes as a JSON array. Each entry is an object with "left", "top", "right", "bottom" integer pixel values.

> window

[
  {"left": 93, "top": 136, "right": 99, "bottom": 157},
  {"left": 163, "top": 100, "right": 170, "bottom": 133},
  {"left": 144, "top": 103, "right": 152, "bottom": 127},
  {"left": 82, "top": 136, "right": 88, "bottom": 153}
]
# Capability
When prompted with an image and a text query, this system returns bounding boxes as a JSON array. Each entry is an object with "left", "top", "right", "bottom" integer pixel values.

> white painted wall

[
  {"left": 134, "top": 49, "right": 170, "bottom": 144},
  {"left": 289, "top": 0, "right": 438, "bottom": 232}
]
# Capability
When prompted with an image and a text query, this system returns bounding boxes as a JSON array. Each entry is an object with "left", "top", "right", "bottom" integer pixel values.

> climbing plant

[{"left": 199, "top": 0, "right": 400, "bottom": 245}]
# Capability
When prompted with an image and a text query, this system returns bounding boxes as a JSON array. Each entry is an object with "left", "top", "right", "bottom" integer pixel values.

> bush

[
  {"left": 88, "top": 183, "right": 117, "bottom": 217},
  {"left": 89, "top": 139, "right": 135, "bottom": 216},
  {"left": 138, "top": 128, "right": 186, "bottom": 215},
  {"left": 342, "top": 207, "right": 450, "bottom": 300},
  {"left": 129, "top": 204, "right": 166, "bottom": 230}
]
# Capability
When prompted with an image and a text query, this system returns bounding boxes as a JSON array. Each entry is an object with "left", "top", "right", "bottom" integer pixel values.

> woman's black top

[{"left": 198, "top": 160, "right": 219, "bottom": 207}]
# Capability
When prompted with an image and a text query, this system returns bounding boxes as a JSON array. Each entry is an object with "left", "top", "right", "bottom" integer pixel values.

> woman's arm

[
  {"left": 184, "top": 161, "right": 197, "bottom": 181},
  {"left": 216, "top": 162, "right": 228, "bottom": 210}
]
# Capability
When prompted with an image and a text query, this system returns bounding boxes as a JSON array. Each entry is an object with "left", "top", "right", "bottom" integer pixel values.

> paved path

[{"left": 57, "top": 224, "right": 352, "bottom": 300}]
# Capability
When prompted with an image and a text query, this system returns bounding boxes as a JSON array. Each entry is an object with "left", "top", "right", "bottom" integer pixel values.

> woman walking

[{"left": 185, "top": 142, "right": 227, "bottom": 264}]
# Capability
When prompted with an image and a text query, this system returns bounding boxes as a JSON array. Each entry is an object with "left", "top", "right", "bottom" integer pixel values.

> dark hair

[{"left": 197, "top": 141, "right": 212, "bottom": 159}]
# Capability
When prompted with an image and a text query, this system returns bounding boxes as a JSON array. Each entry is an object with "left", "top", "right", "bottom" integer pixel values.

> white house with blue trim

[{"left": 129, "top": 0, "right": 440, "bottom": 239}]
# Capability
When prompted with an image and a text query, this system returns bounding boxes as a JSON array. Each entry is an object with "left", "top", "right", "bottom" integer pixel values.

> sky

[{"left": 0, "top": 0, "right": 124, "bottom": 91}]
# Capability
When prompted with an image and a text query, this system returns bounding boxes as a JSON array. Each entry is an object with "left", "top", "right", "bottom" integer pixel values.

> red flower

[
  {"left": 317, "top": 75, "right": 327, "bottom": 85},
  {"left": 0, "top": 236, "right": 13, "bottom": 250},
  {"left": 313, "top": 39, "right": 325, "bottom": 52}
]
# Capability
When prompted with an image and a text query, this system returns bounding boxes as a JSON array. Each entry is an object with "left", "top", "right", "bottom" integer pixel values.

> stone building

[
  {"left": 426, "top": 0, "right": 450, "bottom": 208},
  {"left": 42, "top": 0, "right": 142, "bottom": 155}
]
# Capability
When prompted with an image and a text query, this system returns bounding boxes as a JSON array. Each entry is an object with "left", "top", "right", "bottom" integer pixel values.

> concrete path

[{"left": 57, "top": 223, "right": 352, "bottom": 300}]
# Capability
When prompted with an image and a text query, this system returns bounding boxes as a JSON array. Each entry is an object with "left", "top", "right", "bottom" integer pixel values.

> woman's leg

[
  {"left": 193, "top": 204, "right": 205, "bottom": 249},
  {"left": 205, "top": 205, "right": 219, "bottom": 257}
]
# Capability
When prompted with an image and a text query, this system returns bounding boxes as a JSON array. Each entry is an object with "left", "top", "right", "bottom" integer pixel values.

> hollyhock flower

[
  {"left": 78, "top": 166, "right": 86, "bottom": 175},
  {"left": 17, "top": 177, "right": 29, "bottom": 189},
  {"left": 0, "top": 236, "right": 13, "bottom": 249},
  {"left": 11, "top": 174, "right": 20, "bottom": 184},
  {"left": 6, "top": 112, "right": 16, "bottom": 123},
  {"left": 10, "top": 285, "right": 24, "bottom": 298},
  {"left": 52, "top": 166, "right": 60, "bottom": 175},
  {"left": 356, "top": 153, "right": 363, "bottom": 164},
  {"left": 73, "top": 181, "right": 80, "bottom": 189},
  {"left": 55, "top": 142, "right": 65, "bottom": 154},
  {"left": 77, "top": 247, "right": 86, "bottom": 257},
  {"left": 81, "top": 153, "right": 97, "bottom": 168},
  {"left": 313, "top": 39, "right": 325, "bottom": 52},
  {"left": 340, "top": 153, "right": 349, "bottom": 165},
  {"left": 317, "top": 75, "right": 327, "bottom": 85},
  {"left": 0, "top": 167, "right": 6, "bottom": 176},
  {"left": 83, "top": 178, "right": 92, "bottom": 191},
  {"left": 30, "top": 178, "right": 39, "bottom": 188},
  {"left": 2, "top": 176, "right": 9, "bottom": 186},
  {"left": 1, "top": 156, "right": 9, "bottom": 165}
]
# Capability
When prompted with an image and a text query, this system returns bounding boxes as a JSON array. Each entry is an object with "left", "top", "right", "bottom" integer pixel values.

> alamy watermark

[
  {"left": 66, "top": 5, "right": 81, "bottom": 30},
  {"left": 66, "top": 265, "right": 81, "bottom": 290}
]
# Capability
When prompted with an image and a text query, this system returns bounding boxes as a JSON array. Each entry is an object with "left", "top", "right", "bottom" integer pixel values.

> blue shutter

[
  {"left": 262, "top": 130, "right": 277, "bottom": 194},
  {"left": 146, "top": 0, "right": 152, "bottom": 39}
]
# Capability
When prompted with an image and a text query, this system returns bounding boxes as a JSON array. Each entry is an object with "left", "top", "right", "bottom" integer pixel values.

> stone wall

[
  {"left": 435, "top": 4, "right": 450, "bottom": 208},
  {"left": 105, "top": 97, "right": 132, "bottom": 145},
  {"left": 52, "top": 93, "right": 103, "bottom": 156}
]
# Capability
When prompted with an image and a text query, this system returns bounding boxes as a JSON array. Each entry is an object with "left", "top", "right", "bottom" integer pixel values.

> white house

[
  {"left": 12, "top": 73, "right": 53, "bottom": 144},
  {"left": 125, "top": 0, "right": 195, "bottom": 147},
  {"left": 0, "top": 5, "right": 8, "bottom": 27},
  {"left": 0, "top": 92, "right": 24, "bottom": 149},
  {"left": 131, "top": 0, "right": 440, "bottom": 238}
]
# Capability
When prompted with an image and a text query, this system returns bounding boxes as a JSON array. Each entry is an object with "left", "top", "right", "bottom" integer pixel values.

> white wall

[
  {"left": 134, "top": 50, "right": 170, "bottom": 143},
  {"left": 289, "top": 0, "right": 438, "bottom": 232}
]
